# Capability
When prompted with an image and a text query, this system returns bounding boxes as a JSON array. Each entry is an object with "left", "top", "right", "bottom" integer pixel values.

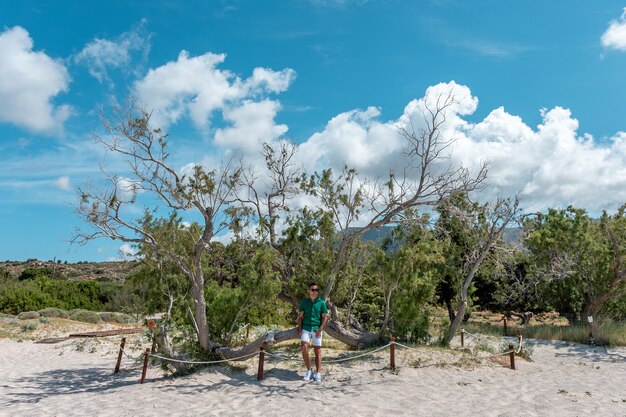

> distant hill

[{"left": 0, "top": 259, "right": 138, "bottom": 282}]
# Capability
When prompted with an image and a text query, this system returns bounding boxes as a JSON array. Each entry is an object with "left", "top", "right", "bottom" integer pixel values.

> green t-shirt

[{"left": 299, "top": 297, "right": 328, "bottom": 331}]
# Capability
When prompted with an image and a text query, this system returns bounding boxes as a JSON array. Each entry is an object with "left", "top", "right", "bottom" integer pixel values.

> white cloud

[
  {"left": 133, "top": 50, "right": 295, "bottom": 130},
  {"left": 214, "top": 100, "right": 288, "bottom": 150},
  {"left": 55, "top": 176, "right": 71, "bottom": 191},
  {"left": 119, "top": 243, "right": 138, "bottom": 257},
  {"left": 115, "top": 176, "right": 143, "bottom": 201},
  {"left": 297, "top": 106, "right": 402, "bottom": 175},
  {"left": 602, "top": 8, "right": 626, "bottom": 51},
  {"left": 0, "top": 26, "right": 71, "bottom": 134},
  {"left": 293, "top": 81, "right": 626, "bottom": 213},
  {"left": 75, "top": 19, "right": 150, "bottom": 84}
]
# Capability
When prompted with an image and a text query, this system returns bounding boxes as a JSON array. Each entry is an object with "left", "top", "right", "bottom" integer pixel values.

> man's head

[{"left": 308, "top": 282, "right": 319, "bottom": 299}]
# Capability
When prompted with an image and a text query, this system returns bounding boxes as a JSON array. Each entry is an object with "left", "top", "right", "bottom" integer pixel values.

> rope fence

[{"left": 114, "top": 330, "right": 527, "bottom": 384}]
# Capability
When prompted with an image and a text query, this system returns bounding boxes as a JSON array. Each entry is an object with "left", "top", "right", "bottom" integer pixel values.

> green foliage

[
  {"left": 372, "top": 224, "right": 444, "bottom": 342},
  {"left": 97, "top": 312, "right": 136, "bottom": 323},
  {"left": 69, "top": 309, "right": 102, "bottom": 323},
  {"left": 38, "top": 308, "right": 69, "bottom": 318},
  {"left": 18, "top": 267, "right": 53, "bottom": 281},
  {"left": 0, "top": 267, "right": 12, "bottom": 281},
  {"left": 18, "top": 311, "right": 40, "bottom": 320},
  {"left": 21, "top": 322, "right": 38, "bottom": 331},
  {"left": 202, "top": 241, "right": 284, "bottom": 344},
  {"left": 0, "top": 277, "right": 116, "bottom": 314},
  {"left": 523, "top": 205, "right": 626, "bottom": 319}
]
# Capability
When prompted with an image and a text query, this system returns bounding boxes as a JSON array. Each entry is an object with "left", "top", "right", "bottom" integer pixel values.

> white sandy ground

[{"left": 1, "top": 337, "right": 625, "bottom": 417}]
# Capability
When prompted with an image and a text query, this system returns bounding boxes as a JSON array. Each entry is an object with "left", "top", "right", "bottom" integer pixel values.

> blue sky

[{"left": 2, "top": 0, "right": 626, "bottom": 262}]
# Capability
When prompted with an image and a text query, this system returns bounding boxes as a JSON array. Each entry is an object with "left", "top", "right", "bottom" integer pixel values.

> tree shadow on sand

[
  {"left": 3, "top": 365, "right": 141, "bottom": 406},
  {"left": 531, "top": 339, "right": 626, "bottom": 364},
  {"left": 152, "top": 364, "right": 383, "bottom": 400}
]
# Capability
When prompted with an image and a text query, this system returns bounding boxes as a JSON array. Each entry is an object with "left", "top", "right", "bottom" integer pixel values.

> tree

[
  {"left": 371, "top": 222, "right": 443, "bottom": 341},
  {"left": 288, "top": 89, "right": 487, "bottom": 346},
  {"left": 74, "top": 103, "right": 241, "bottom": 352},
  {"left": 524, "top": 205, "right": 626, "bottom": 340},
  {"left": 77, "top": 86, "right": 488, "bottom": 355},
  {"left": 440, "top": 194, "right": 520, "bottom": 345}
]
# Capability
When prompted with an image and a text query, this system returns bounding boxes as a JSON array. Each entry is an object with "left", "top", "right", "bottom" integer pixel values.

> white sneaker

[
  {"left": 303, "top": 370, "right": 313, "bottom": 381},
  {"left": 314, "top": 373, "right": 322, "bottom": 382}
]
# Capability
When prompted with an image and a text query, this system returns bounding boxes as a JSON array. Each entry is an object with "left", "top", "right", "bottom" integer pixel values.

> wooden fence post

[
  {"left": 503, "top": 317, "right": 508, "bottom": 335},
  {"left": 140, "top": 348, "right": 150, "bottom": 384},
  {"left": 390, "top": 337, "right": 396, "bottom": 370},
  {"left": 257, "top": 343, "right": 266, "bottom": 381},
  {"left": 114, "top": 337, "right": 126, "bottom": 374},
  {"left": 460, "top": 329, "right": 465, "bottom": 347},
  {"left": 508, "top": 343, "right": 515, "bottom": 370}
]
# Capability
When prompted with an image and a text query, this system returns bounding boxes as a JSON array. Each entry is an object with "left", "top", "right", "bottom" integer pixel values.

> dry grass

[{"left": 464, "top": 319, "right": 626, "bottom": 346}]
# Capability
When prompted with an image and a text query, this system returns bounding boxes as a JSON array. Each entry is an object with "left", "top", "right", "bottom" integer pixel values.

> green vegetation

[
  {"left": 0, "top": 273, "right": 120, "bottom": 314},
  {"left": 69, "top": 309, "right": 102, "bottom": 324},
  {"left": 17, "top": 311, "right": 39, "bottom": 320},
  {"left": 38, "top": 307, "right": 69, "bottom": 318},
  {"left": 465, "top": 321, "right": 626, "bottom": 347}
]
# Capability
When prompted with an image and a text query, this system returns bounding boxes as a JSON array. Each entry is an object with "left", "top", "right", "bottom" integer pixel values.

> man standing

[{"left": 297, "top": 282, "right": 328, "bottom": 382}]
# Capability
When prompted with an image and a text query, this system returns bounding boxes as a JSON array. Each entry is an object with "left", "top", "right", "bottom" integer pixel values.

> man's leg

[
  {"left": 301, "top": 342, "right": 311, "bottom": 370},
  {"left": 313, "top": 346, "right": 322, "bottom": 374}
]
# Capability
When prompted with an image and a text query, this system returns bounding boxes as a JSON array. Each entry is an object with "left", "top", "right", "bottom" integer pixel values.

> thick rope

[
  {"left": 120, "top": 348, "right": 143, "bottom": 361},
  {"left": 264, "top": 343, "right": 392, "bottom": 364},
  {"left": 324, "top": 343, "right": 391, "bottom": 363},
  {"left": 148, "top": 350, "right": 258, "bottom": 364}
]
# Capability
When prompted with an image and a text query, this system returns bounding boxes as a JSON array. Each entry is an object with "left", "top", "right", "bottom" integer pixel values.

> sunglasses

[{"left": 309, "top": 288, "right": 319, "bottom": 292}]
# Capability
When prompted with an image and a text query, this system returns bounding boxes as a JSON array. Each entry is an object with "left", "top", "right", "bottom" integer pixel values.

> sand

[{"left": 1, "top": 337, "right": 625, "bottom": 417}]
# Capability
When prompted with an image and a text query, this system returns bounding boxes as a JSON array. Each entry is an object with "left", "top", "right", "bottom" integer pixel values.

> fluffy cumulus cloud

[
  {"left": 297, "top": 106, "right": 403, "bottom": 176},
  {"left": 602, "top": 8, "right": 626, "bottom": 51},
  {"left": 133, "top": 51, "right": 295, "bottom": 131},
  {"left": 214, "top": 100, "right": 288, "bottom": 150},
  {"left": 292, "top": 81, "right": 626, "bottom": 213},
  {"left": 74, "top": 20, "right": 150, "bottom": 84},
  {"left": 0, "top": 26, "right": 71, "bottom": 134}
]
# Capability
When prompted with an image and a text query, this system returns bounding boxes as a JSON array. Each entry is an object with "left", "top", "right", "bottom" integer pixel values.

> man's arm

[
  {"left": 297, "top": 311, "right": 304, "bottom": 336},
  {"left": 316, "top": 313, "right": 328, "bottom": 337}
]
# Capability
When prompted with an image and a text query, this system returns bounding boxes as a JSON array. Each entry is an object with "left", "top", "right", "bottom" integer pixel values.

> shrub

[
  {"left": 18, "top": 267, "right": 53, "bottom": 281},
  {"left": 39, "top": 316, "right": 50, "bottom": 324},
  {"left": 21, "top": 322, "right": 38, "bottom": 331},
  {"left": 98, "top": 312, "right": 136, "bottom": 324},
  {"left": 18, "top": 311, "right": 40, "bottom": 320},
  {"left": 38, "top": 307, "right": 69, "bottom": 319},
  {"left": 69, "top": 309, "right": 102, "bottom": 324}
]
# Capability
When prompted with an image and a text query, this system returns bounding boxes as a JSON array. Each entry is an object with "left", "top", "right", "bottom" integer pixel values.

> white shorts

[{"left": 300, "top": 330, "right": 323, "bottom": 347}]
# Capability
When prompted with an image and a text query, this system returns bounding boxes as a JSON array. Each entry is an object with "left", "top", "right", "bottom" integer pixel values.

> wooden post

[
  {"left": 257, "top": 343, "right": 266, "bottom": 381},
  {"left": 114, "top": 337, "right": 126, "bottom": 374},
  {"left": 460, "top": 329, "right": 465, "bottom": 347},
  {"left": 390, "top": 337, "right": 396, "bottom": 370},
  {"left": 508, "top": 343, "right": 515, "bottom": 370},
  {"left": 140, "top": 348, "right": 150, "bottom": 384},
  {"left": 503, "top": 317, "right": 508, "bottom": 335},
  {"left": 517, "top": 329, "right": 523, "bottom": 353},
  {"left": 151, "top": 334, "right": 157, "bottom": 354}
]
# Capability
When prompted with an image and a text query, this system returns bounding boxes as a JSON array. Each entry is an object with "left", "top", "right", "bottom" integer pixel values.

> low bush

[
  {"left": 98, "top": 312, "right": 136, "bottom": 324},
  {"left": 17, "top": 311, "right": 40, "bottom": 320},
  {"left": 38, "top": 307, "right": 69, "bottom": 318},
  {"left": 21, "top": 322, "right": 38, "bottom": 331},
  {"left": 69, "top": 309, "right": 102, "bottom": 324},
  {"left": 39, "top": 316, "right": 50, "bottom": 324}
]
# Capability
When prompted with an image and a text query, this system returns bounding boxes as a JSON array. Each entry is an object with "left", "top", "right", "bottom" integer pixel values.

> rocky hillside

[{"left": 0, "top": 260, "right": 139, "bottom": 282}]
